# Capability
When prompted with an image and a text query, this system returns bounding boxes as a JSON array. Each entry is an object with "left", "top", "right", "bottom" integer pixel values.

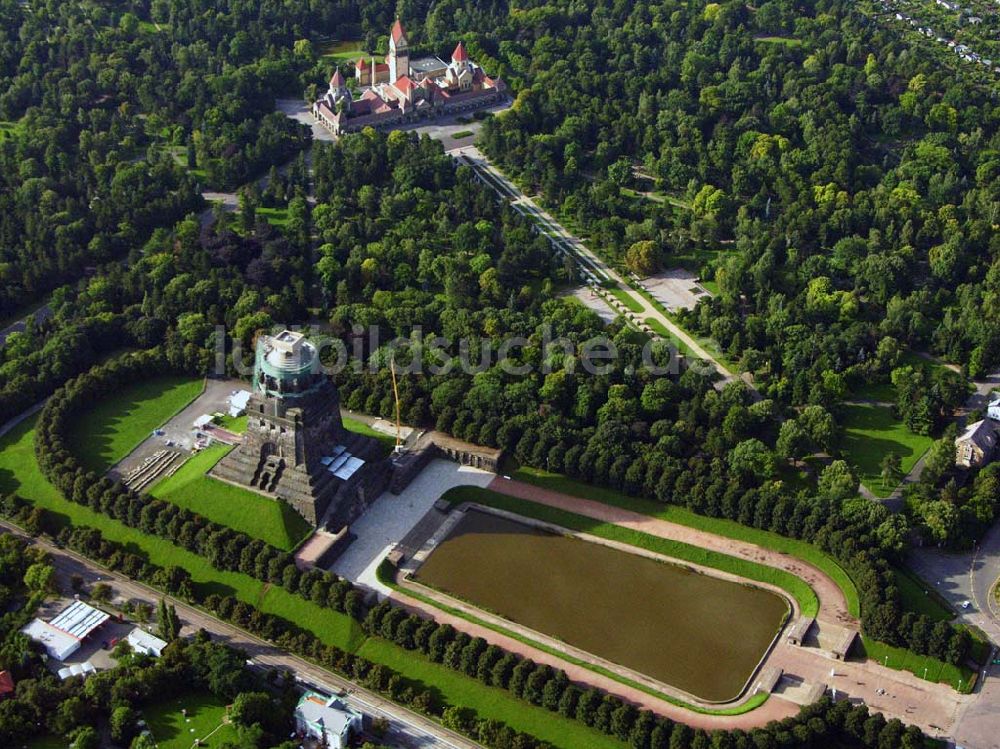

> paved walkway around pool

[
  {"left": 398, "top": 501, "right": 799, "bottom": 712},
  {"left": 488, "top": 477, "right": 856, "bottom": 627},
  {"left": 386, "top": 586, "right": 803, "bottom": 731},
  {"left": 330, "top": 459, "right": 495, "bottom": 594},
  {"left": 477, "top": 477, "right": 968, "bottom": 739}
]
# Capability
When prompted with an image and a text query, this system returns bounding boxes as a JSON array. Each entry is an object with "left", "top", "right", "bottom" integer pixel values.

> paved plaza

[{"left": 330, "top": 459, "right": 494, "bottom": 593}]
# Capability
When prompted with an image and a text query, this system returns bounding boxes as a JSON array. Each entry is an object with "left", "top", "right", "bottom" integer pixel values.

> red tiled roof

[
  {"left": 452, "top": 41, "right": 469, "bottom": 62},
  {"left": 355, "top": 57, "right": 367, "bottom": 69},
  {"left": 330, "top": 70, "right": 345, "bottom": 87},
  {"left": 316, "top": 102, "right": 339, "bottom": 121},
  {"left": 391, "top": 19, "right": 407, "bottom": 44},
  {"left": 0, "top": 671, "right": 14, "bottom": 696},
  {"left": 394, "top": 75, "right": 417, "bottom": 94},
  {"left": 374, "top": 63, "right": 389, "bottom": 73}
]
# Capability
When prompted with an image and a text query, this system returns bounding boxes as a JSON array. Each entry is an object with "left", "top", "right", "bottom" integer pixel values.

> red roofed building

[
  {"left": 391, "top": 19, "right": 407, "bottom": 44},
  {"left": 388, "top": 19, "right": 409, "bottom": 83},
  {"left": 313, "top": 21, "right": 507, "bottom": 136},
  {"left": 0, "top": 670, "right": 14, "bottom": 699}
]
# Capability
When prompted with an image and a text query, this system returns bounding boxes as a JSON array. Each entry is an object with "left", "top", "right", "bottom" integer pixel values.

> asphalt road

[
  {"left": 908, "top": 508, "right": 1000, "bottom": 748},
  {"left": 0, "top": 521, "right": 480, "bottom": 749},
  {"left": 0, "top": 302, "right": 51, "bottom": 347}
]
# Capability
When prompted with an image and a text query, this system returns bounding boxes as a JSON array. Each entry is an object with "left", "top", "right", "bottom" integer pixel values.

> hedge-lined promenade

[{"left": 0, "top": 348, "right": 933, "bottom": 749}]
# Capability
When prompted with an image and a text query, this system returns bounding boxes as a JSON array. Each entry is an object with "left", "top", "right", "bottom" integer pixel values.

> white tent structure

[
  {"left": 228, "top": 389, "right": 251, "bottom": 418},
  {"left": 57, "top": 662, "right": 97, "bottom": 680}
]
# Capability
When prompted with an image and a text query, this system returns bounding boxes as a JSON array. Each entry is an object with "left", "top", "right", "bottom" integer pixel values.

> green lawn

[
  {"left": 144, "top": 691, "right": 238, "bottom": 749},
  {"left": 26, "top": 736, "right": 71, "bottom": 749},
  {"left": 856, "top": 637, "right": 974, "bottom": 692},
  {"left": 256, "top": 206, "right": 290, "bottom": 227},
  {"left": 851, "top": 380, "right": 898, "bottom": 402},
  {"left": 320, "top": 39, "right": 365, "bottom": 62},
  {"left": 510, "top": 466, "right": 859, "bottom": 617},
  {"left": 893, "top": 565, "right": 954, "bottom": 622},
  {"left": 754, "top": 35, "right": 804, "bottom": 46},
  {"left": 605, "top": 285, "right": 644, "bottom": 314},
  {"left": 840, "top": 404, "right": 933, "bottom": 497},
  {"left": 0, "top": 118, "right": 26, "bottom": 142},
  {"left": 357, "top": 639, "right": 627, "bottom": 749},
  {"left": 217, "top": 413, "right": 247, "bottom": 433},
  {"left": 663, "top": 245, "right": 735, "bottom": 278},
  {"left": 148, "top": 443, "right": 312, "bottom": 551},
  {"left": 344, "top": 416, "right": 396, "bottom": 454},
  {"left": 850, "top": 350, "right": 959, "bottom": 403},
  {"left": 137, "top": 20, "right": 164, "bottom": 34},
  {"left": 0, "top": 416, "right": 366, "bottom": 653},
  {"left": 165, "top": 145, "right": 209, "bottom": 181},
  {"left": 66, "top": 376, "right": 204, "bottom": 473},
  {"left": 442, "top": 485, "right": 819, "bottom": 617},
  {"left": 643, "top": 317, "right": 699, "bottom": 357}
]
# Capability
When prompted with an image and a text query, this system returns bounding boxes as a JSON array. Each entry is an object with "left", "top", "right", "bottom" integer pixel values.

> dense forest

[
  {"left": 477, "top": 0, "right": 1000, "bottom": 390},
  {"left": 0, "top": 0, "right": 997, "bottom": 744}
]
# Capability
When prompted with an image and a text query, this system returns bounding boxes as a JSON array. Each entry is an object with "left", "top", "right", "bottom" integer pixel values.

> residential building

[
  {"left": 0, "top": 670, "right": 14, "bottom": 700},
  {"left": 955, "top": 419, "right": 997, "bottom": 468},
  {"left": 126, "top": 628, "right": 168, "bottom": 657},
  {"left": 293, "top": 691, "right": 363, "bottom": 749},
  {"left": 986, "top": 395, "right": 1000, "bottom": 422}
]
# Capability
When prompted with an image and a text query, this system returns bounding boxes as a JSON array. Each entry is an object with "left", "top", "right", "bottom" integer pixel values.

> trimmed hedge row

[
  {"left": 32, "top": 349, "right": 365, "bottom": 620},
  {"left": 12, "top": 501, "right": 925, "bottom": 749},
  {"left": 22, "top": 351, "right": 938, "bottom": 748}
]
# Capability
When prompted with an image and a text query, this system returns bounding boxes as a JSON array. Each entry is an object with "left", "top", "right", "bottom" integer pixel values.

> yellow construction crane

[{"left": 390, "top": 357, "right": 403, "bottom": 451}]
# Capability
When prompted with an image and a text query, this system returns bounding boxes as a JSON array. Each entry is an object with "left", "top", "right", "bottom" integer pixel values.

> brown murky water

[{"left": 415, "top": 509, "right": 788, "bottom": 702}]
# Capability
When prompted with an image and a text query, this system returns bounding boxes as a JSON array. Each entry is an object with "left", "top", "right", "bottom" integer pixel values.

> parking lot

[{"left": 641, "top": 268, "right": 711, "bottom": 312}]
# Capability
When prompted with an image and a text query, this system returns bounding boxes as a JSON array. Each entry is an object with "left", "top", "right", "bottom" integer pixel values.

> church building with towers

[{"left": 313, "top": 19, "right": 507, "bottom": 136}]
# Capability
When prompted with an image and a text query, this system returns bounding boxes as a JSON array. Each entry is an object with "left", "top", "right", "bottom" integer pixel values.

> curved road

[{"left": 0, "top": 301, "right": 51, "bottom": 348}]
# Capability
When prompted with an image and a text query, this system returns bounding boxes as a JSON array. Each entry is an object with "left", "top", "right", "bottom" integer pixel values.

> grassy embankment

[
  {"left": 1, "top": 417, "right": 628, "bottom": 749},
  {"left": 60, "top": 375, "right": 310, "bottom": 550},
  {"left": 67, "top": 376, "right": 204, "bottom": 473},
  {"left": 148, "top": 443, "right": 311, "bottom": 551}
]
